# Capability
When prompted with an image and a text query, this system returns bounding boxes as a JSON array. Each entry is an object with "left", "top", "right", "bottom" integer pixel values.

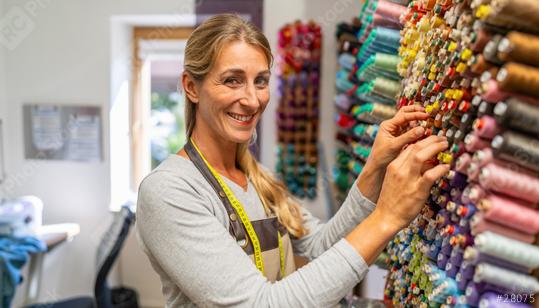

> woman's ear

[{"left": 182, "top": 72, "right": 200, "bottom": 103}]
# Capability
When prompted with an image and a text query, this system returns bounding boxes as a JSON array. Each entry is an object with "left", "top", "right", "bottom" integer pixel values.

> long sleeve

[
  {"left": 292, "top": 180, "right": 376, "bottom": 260},
  {"left": 136, "top": 171, "right": 370, "bottom": 308}
]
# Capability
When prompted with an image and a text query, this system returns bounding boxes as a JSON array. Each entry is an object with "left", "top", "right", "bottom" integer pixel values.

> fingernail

[{"left": 416, "top": 127, "right": 425, "bottom": 136}]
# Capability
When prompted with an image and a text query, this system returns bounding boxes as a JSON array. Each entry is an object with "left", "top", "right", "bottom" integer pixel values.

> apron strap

[{"left": 184, "top": 140, "right": 248, "bottom": 246}]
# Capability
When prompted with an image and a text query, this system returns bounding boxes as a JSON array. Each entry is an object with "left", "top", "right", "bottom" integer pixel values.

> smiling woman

[{"left": 135, "top": 13, "right": 450, "bottom": 308}]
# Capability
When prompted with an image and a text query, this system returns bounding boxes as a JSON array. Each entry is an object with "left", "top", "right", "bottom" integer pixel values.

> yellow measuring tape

[{"left": 190, "top": 139, "right": 286, "bottom": 278}]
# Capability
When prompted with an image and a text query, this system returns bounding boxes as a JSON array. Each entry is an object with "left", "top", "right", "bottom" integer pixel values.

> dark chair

[{"left": 27, "top": 205, "right": 136, "bottom": 308}]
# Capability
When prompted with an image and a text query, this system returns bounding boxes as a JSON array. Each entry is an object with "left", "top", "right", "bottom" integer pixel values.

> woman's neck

[{"left": 190, "top": 127, "right": 238, "bottom": 174}]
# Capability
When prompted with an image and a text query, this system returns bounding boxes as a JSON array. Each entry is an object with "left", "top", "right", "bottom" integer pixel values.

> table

[{"left": 23, "top": 223, "right": 80, "bottom": 305}]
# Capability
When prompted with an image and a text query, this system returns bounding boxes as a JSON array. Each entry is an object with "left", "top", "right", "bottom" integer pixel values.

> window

[{"left": 131, "top": 27, "right": 192, "bottom": 191}]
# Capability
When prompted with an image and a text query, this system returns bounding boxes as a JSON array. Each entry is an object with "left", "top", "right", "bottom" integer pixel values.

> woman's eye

[
  {"left": 255, "top": 77, "right": 269, "bottom": 87},
  {"left": 224, "top": 78, "right": 241, "bottom": 86}
]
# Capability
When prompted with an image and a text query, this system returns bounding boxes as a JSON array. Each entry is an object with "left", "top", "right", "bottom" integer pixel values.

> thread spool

[
  {"left": 497, "top": 62, "right": 539, "bottom": 99},
  {"left": 473, "top": 116, "right": 501, "bottom": 139},
  {"left": 465, "top": 245, "right": 531, "bottom": 274},
  {"left": 471, "top": 214, "right": 536, "bottom": 244},
  {"left": 484, "top": 0, "right": 539, "bottom": 35},
  {"left": 474, "top": 262, "right": 539, "bottom": 294},
  {"left": 479, "top": 162, "right": 539, "bottom": 203},
  {"left": 464, "top": 133, "right": 491, "bottom": 152},
  {"left": 492, "top": 131, "right": 539, "bottom": 172},
  {"left": 483, "top": 35, "right": 504, "bottom": 65},
  {"left": 475, "top": 231, "right": 539, "bottom": 269},
  {"left": 478, "top": 193, "right": 539, "bottom": 233},
  {"left": 494, "top": 98, "right": 539, "bottom": 136},
  {"left": 372, "top": 77, "right": 401, "bottom": 99},
  {"left": 498, "top": 31, "right": 539, "bottom": 68}
]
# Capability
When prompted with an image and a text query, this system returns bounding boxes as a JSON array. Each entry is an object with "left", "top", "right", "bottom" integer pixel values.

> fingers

[
  {"left": 414, "top": 135, "right": 446, "bottom": 150},
  {"left": 393, "top": 126, "right": 425, "bottom": 150},
  {"left": 389, "top": 108, "right": 429, "bottom": 128},
  {"left": 399, "top": 105, "right": 425, "bottom": 113},
  {"left": 420, "top": 164, "right": 451, "bottom": 190},
  {"left": 414, "top": 138, "right": 449, "bottom": 165}
]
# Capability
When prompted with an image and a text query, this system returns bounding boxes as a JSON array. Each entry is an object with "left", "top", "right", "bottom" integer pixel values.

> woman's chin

[{"left": 229, "top": 132, "right": 255, "bottom": 144}]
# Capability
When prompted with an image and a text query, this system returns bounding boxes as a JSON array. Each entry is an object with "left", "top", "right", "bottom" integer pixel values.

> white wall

[
  {"left": 0, "top": 0, "right": 6, "bottom": 121},
  {"left": 0, "top": 0, "right": 194, "bottom": 305}
]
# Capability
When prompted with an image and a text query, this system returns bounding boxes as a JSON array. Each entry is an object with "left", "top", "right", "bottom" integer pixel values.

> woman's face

[{"left": 195, "top": 41, "right": 271, "bottom": 144}]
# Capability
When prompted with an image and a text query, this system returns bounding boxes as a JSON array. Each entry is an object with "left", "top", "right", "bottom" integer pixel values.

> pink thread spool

[
  {"left": 472, "top": 116, "right": 501, "bottom": 139},
  {"left": 456, "top": 153, "right": 472, "bottom": 173},
  {"left": 472, "top": 148, "right": 494, "bottom": 167},
  {"left": 467, "top": 162, "right": 481, "bottom": 182},
  {"left": 471, "top": 213, "right": 536, "bottom": 244},
  {"left": 478, "top": 194, "right": 539, "bottom": 234},
  {"left": 464, "top": 133, "right": 491, "bottom": 152},
  {"left": 481, "top": 79, "right": 539, "bottom": 105},
  {"left": 462, "top": 184, "right": 486, "bottom": 204},
  {"left": 373, "top": 13, "right": 401, "bottom": 29},
  {"left": 479, "top": 163, "right": 539, "bottom": 203},
  {"left": 375, "top": 0, "right": 406, "bottom": 23}
]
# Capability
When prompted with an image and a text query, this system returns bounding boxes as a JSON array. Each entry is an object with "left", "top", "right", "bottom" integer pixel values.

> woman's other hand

[
  {"left": 345, "top": 135, "right": 449, "bottom": 264},
  {"left": 357, "top": 105, "right": 429, "bottom": 202}
]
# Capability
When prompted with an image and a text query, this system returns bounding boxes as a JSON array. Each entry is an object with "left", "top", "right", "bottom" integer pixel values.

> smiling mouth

[{"left": 227, "top": 112, "right": 255, "bottom": 124}]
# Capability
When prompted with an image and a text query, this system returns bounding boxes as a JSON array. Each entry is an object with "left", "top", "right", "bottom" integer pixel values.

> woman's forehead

[{"left": 213, "top": 41, "right": 270, "bottom": 73}]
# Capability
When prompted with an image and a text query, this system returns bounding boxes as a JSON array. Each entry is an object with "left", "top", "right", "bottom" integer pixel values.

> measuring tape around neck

[{"left": 190, "top": 138, "right": 286, "bottom": 278}]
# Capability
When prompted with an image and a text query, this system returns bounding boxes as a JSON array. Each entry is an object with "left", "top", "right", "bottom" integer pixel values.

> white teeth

[{"left": 228, "top": 112, "right": 253, "bottom": 122}]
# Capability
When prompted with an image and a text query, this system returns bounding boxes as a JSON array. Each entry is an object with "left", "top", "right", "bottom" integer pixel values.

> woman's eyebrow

[
  {"left": 219, "top": 68, "right": 245, "bottom": 77},
  {"left": 219, "top": 68, "right": 271, "bottom": 77}
]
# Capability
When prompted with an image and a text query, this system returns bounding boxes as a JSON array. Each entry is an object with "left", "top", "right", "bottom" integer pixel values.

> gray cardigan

[{"left": 136, "top": 154, "right": 376, "bottom": 307}]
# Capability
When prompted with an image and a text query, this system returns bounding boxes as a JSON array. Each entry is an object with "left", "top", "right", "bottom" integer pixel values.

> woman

[{"left": 136, "top": 14, "right": 449, "bottom": 307}]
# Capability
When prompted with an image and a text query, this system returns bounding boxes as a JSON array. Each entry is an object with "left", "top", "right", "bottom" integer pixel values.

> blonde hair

[{"left": 182, "top": 14, "right": 307, "bottom": 237}]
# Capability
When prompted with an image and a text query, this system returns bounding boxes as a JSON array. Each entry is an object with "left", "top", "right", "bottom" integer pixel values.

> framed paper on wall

[{"left": 23, "top": 104, "right": 103, "bottom": 162}]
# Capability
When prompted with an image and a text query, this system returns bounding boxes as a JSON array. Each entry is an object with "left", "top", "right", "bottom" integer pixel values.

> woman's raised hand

[
  {"left": 375, "top": 135, "right": 450, "bottom": 230},
  {"left": 357, "top": 105, "right": 429, "bottom": 202}
]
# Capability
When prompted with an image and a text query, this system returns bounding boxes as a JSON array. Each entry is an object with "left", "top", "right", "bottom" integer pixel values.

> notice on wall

[{"left": 23, "top": 104, "right": 103, "bottom": 162}]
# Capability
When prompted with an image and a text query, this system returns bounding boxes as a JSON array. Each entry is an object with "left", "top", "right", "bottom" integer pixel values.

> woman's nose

[{"left": 240, "top": 83, "right": 260, "bottom": 109}]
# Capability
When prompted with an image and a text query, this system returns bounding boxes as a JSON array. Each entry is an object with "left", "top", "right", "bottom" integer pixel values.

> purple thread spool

[
  {"left": 456, "top": 272, "right": 469, "bottom": 292},
  {"left": 438, "top": 251, "right": 450, "bottom": 268},
  {"left": 450, "top": 247, "right": 464, "bottom": 264},
  {"left": 459, "top": 260, "right": 475, "bottom": 280},
  {"left": 445, "top": 259, "right": 460, "bottom": 278},
  {"left": 449, "top": 170, "right": 468, "bottom": 189},
  {"left": 441, "top": 237, "right": 453, "bottom": 255}
]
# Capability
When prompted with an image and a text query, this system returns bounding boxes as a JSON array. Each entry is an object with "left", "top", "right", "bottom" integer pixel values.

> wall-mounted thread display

[
  {"left": 275, "top": 21, "right": 321, "bottom": 199},
  {"left": 384, "top": 0, "right": 539, "bottom": 306},
  {"left": 333, "top": 0, "right": 404, "bottom": 202}
]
